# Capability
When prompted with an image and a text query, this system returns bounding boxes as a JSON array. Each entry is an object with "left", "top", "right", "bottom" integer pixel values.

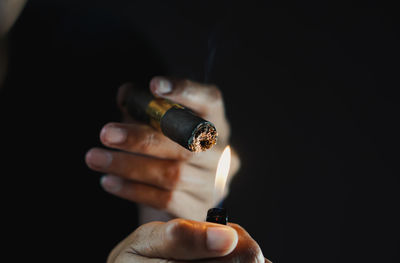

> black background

[{"left": 1, "top": 1, "right": 399, "bottom": 262}]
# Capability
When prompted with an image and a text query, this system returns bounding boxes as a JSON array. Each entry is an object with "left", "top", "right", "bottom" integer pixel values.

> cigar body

[{"left": 124, "top": 87, "right": 217, "bottom": 152}]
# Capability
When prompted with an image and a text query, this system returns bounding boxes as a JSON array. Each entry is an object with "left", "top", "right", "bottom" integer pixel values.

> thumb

[
  {"left": 149, "top": 76, "right": 224, "bottom": 117},
  {"left": 123, "top": 219, "right": 238, "bottom": 261}
]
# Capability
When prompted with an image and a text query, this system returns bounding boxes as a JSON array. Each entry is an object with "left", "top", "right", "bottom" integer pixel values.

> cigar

[
  {"left": 124, "top": 86, "right": 218, "bottom": 152},
  {"left": 206, "top": 207, "right": 228, "bottom": 225}
]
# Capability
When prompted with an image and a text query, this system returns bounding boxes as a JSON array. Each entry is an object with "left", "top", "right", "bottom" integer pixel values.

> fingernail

[
  {"left": 101, "top": 175, "right": 123, "bottom": 193},
  {"left": 151, "top": 77, "right": 172, "bottom": 95},
  {"left": 101, "top": 125, "right": 127, "bottom": 144},
  {"left": 206, "top": 226, "right": 237, "bottom": 252},
  {"left": 86, "top": 148, "right": 112, "bottom": 169}
]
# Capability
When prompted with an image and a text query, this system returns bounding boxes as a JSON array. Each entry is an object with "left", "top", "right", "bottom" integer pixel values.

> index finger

[{"left": 100, "top": 122, "right": 193, "bottom": 160}]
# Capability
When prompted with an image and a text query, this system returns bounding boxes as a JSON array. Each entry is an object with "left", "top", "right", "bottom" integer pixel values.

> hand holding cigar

[
  {"left": 85, "top": 77, "right": 240, "bottom": 221},
  {"left": 123, "top": 80, "right": 218, "bottom": 152}
]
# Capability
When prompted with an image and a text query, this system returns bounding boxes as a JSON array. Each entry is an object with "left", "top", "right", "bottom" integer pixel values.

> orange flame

[{"left": 214, "top": 146, "right": 231, "bottom": 204}]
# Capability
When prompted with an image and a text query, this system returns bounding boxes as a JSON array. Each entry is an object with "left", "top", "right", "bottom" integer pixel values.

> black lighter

[{"left": 206, "top": 207, "right": 228, "bottom": 225}]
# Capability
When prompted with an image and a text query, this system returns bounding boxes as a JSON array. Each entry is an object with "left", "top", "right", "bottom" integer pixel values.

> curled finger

[
  {"left": 85, "top": 147, "right": 181, "bottom": 190},
  {"left": 100, "top": 122, "right": 193, "bottom": 160},
  {"left": 100, "top": 175, "right": 173, "bottom": 210}
]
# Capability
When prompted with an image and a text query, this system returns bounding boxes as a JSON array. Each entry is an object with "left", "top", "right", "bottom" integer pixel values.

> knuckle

[
  {"left": 138, "top": 131, "right": 158, "bottom": 152},
  {"left": 179, "top": 80, "right": 223, "bottom": 101},
  {"left": 204, "top": 85, "right": 224, "bottom": 115},
  {"left": 176, "top": 79, "right": 194, "bottom": 93},
  {"left": 131, "top": 221, "right": 161, "bottom": 243},
  {"left": 146, "top": 226, "right": 163, "bottom": 256},
  {"left": 178, "top": 149, "right": 194, "bottom": 160},
  {"left": 180, "top": 85, "right": 198, "bottom": 100},
  {"left": 181, "top": 79, "right": 193, "bottom": 87},
  {"left": 156, "top": 190, "right": 173, "bottom": 210},
  {"left": 163, "top": 161, "right": 181, "bottom": 189},
  {"left": 127, "top": 222, "right": 164, "bottom": 258},
  {"left": 207, "top": 84, "right": 223, "bottom": 101},
  {"left": 127, "top": 227, "right": 147, "bottom": 252},
  {"left": 167, "top": 218, "right": 187, "bottom": 229},
  {"left": 165, "top": 219, "right": 192, "bottom": 242}
]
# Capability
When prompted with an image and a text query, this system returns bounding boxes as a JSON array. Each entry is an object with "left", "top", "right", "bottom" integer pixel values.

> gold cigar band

[{"left": 146, "top": 98, "right": 183, "bottom": 129}]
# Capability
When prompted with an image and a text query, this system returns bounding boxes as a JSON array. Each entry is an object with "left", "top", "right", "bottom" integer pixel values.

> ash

[{"left": 189, "top": 124, "right": 218, "bottom": 152}]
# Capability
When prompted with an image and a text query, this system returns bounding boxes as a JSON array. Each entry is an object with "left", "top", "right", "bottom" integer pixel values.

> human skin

[
  {"left": 2, "top": 4, "right": 268, "bottom": 261},
  {"left": 85, "top": 77, "right": 240, "bottom": 221},
  {"left": 0, "top": 0, "right": 27, "bottom": 87},
  {"left": 107, "top": 218, "right": 271, "bottom": 263},
  {"left": 0, "top": 0, "right": 27, "bottom": 36}
]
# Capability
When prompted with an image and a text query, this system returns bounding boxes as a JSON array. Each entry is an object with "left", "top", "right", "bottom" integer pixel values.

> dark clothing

[{"left": 1, "top": 1, "right": 399, "bottom": 262}]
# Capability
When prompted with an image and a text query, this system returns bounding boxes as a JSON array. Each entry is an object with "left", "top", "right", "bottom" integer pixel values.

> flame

[{"left": 214, "top": 146, "right": 231, "bottom": 203}]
